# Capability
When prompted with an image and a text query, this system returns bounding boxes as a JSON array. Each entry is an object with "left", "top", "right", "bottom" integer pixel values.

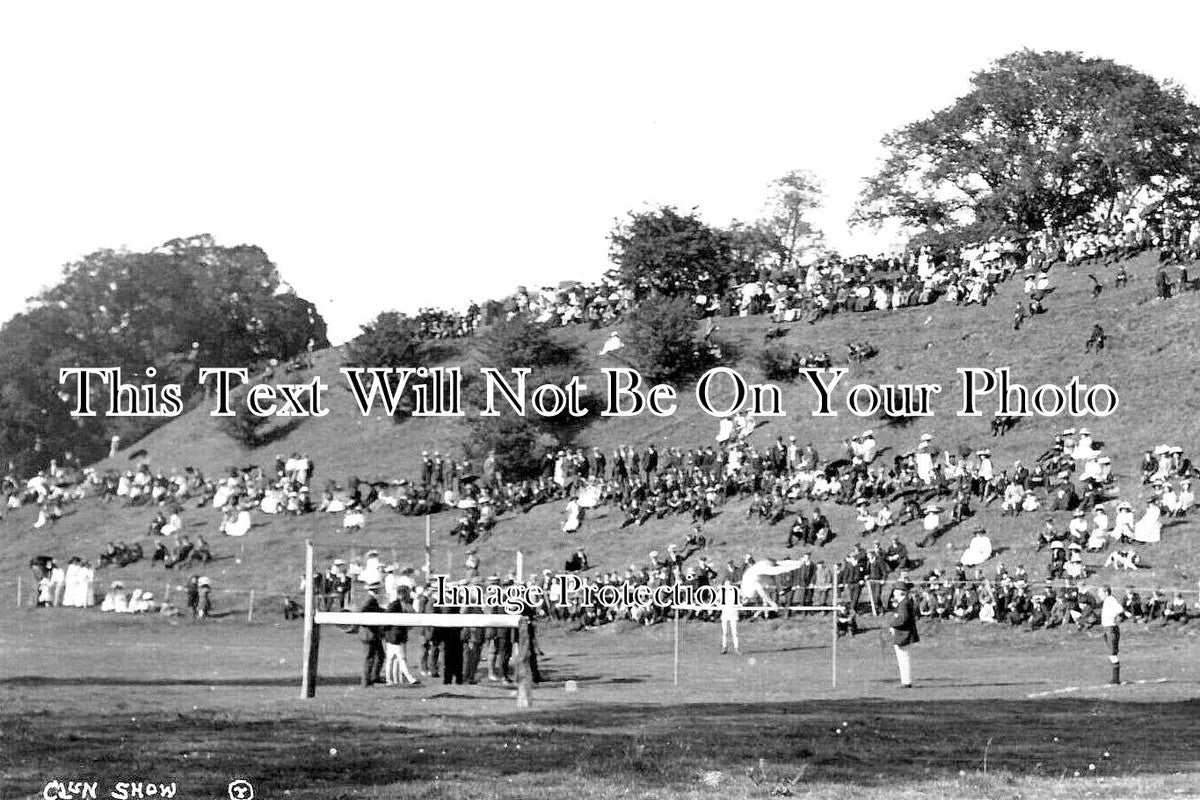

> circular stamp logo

[{"left": 227, "top": 779, "right": 255, "bottom": 800}]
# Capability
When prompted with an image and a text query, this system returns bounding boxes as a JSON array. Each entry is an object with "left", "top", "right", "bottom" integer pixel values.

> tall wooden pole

[
  {"left": 831, "top": 573, "right": 838, "bottom": 689},
  {"left": 301, "top": 540, "right": 320, "bottom": 698},
  {"left": 516, "top": 551, "right": 524, "bottom": 583},
  {"left": 424, "top": 516, "right": 432, "bottom": 574},
  {"left": 673, "top": 607, "right": 680, "bottom": 686},
  {"left": 515, "top": 617, "right": 533, "bottom": 709}
]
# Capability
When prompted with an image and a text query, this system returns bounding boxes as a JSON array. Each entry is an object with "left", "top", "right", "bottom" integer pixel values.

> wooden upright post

[
  {"left": 301, "top": 540, "right": 321, "bottom": 698},
  {"left": 673, "top": 607, "right": 680, "bottom": 686},
  {"left": 516, "top": 551, "right": 524, "bottom": 583},
  {"left": 424, "top": 516, "right": 432, "bottom": 574},
  {"left": 831, "top": 573, "right": 838, "bottom": 689},
  {"left": 16, "top": 576, "right": 22, "bottom": 608},
  {"left": 515, "top": 617, "right": 533, "bottom": 709}
]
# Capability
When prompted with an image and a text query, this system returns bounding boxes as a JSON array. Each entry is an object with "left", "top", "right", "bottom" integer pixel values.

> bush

[
  {"left": 757, "top": 342, "right": 795, "bottom": 382},
  {"left": 217, "top": 386, "right": 269, "bottom": 446},
  {"left": 461, "top": 414, "right": 556, "bottom": 482},
  {"left": 623, "top": 296, "right": 716, "bottom": 383},
  {"left": 344, "top": 312, "right": 428, "bottom": 423}
]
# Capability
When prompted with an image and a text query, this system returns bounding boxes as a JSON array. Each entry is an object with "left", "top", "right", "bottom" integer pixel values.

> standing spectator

[
  {"left": 889, "top": 582, "right": 920, "bottom": 688},
  {"left": 1101, "top": 585, "right": 1128, "bottom": 685},
  {"left": 357, "top": 582, "right": 385, "bottom": 687},
  {"left": 186, "top": 575, "right": 200, "bottom": 618},
  {"left": 197, "top": 577, "right": 212, "bottom": 619},
  {"left": 719, "top": 581, "right": 740, "bottom": 655},
  {"left": 383, "top": 589, "right": 419, "bottom": 686}
]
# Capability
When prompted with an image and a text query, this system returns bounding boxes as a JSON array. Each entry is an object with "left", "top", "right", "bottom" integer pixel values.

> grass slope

[{"left": 3, "top": 252, "right": 1199, "bottom": 605}]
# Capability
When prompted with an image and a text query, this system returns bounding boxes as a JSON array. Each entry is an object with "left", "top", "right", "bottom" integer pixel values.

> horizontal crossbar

[
  {"left": 313, "top": 611, "right": 520, "bottom": 628},
  {"left": 671, "top": 605, "right": 840, "bottom": 612}
]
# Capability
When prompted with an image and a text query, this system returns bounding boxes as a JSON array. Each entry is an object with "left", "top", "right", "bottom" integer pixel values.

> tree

[
  {"left": 461, "top": 414, "right": 552, "bottom": 482},
  {"left": 853, "top": 50, "right": 1200, "bottom": 235},
  {"left": 343, "top": 312, "right": 428, "bottom": 422},
  {"left": 608, "top": 206, "right": 740, "bottom": 300},
  {"left": 466, "top": 316, "right": 592, "bottom": 434},
  {"left": 472, "top": 316, "right": 578, "bottom": 373},
  {"left": 347, "top": 312, "right": 425, "bottom": 368},
  {"left": 622, "top": 296, "right": 714, "bottom": 383},
  {"left": 0, "top": 234, "right": 329, "bottom": 470},
  {"left": 762, "top": 170, "right": 825, "bottom": 268},
  {"left": 458, "top": 317, "right": 586, "bottom": 476}
]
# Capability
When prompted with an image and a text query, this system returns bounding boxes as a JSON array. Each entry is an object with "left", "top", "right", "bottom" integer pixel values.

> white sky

[{"left": 2, "top": 1, "right": 1198, "bottom": 344}]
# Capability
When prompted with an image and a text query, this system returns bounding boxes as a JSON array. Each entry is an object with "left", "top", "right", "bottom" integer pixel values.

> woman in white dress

[
  {"left": 62, "top": 559, "right": 82, "bottom": 607},
  {"left": 915, "top": 444, "right": 935, "bottom": 485},
  {"left": 161, "top": 512, "right": 183, "bottom": 536},
  {"left": 922, "top": 504, "right": 941, "bottom": 535},
  {"left": 81, "top": 561, "right": 96, "bottom": 607},
  {"left": 960, "top": 530, "right": 993, "bottom": 567},
  {"left": 1113, "top": 502, "right": 1136, "bottom": 541},
  {"left": 562, "top": 497, "right": 582, "bottom": 533},
  {"left": 1131, "top": 503, "right": 1162, "bottom": 544}
]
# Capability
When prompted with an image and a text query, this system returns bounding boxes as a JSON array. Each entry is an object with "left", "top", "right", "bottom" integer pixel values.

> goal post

[{"left": 300, "top": 540, "right": 530, "bottom": 706}]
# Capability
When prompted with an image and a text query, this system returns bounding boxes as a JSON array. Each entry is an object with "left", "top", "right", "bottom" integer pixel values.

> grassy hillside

[{"left": 4, "top": 252, "right": 1199, "bottom": 609}]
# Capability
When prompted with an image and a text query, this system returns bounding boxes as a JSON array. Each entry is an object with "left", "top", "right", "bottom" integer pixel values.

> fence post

[
  {"left": 515, "top": 617, "right": 533, "bottom": 709},
  {"left": 424, "top": 515, "right": 432, "bottom": 574},
  {"left": 673, "top": 607, "right": 680, "bottom": 686},
  {"left": 831, "top": 574, "right": 838, "bottom": 689},
  {"left": 16, "top": 576, "right": 22, "bottom": 608},
  {"left": 247, "top": 589, "right": 255, "bottom": 623},
  {"left": 301, "top": 540, "right": 320, "bottom": 698}
]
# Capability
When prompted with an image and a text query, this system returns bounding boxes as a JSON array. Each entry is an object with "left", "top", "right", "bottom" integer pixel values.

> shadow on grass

[{"left": 3, "top": 696, "right": 1200, "bottom": 797}]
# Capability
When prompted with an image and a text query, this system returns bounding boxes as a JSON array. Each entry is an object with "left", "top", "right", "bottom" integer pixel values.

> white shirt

[{"left": 1101, "top": 595, "right": 1126, "bottom": 627}]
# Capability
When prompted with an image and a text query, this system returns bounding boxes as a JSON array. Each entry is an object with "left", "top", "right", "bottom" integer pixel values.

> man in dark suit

[
  {"left": 890, "top": 582, "right": 920, "bottom": 688},
  {"left": 838, "top": 555, "right": 863, "bottom": 614},
  {"left": 793, "top": 553, "right": 815, "bottom": 608},
  {"left": 358, "top": 583, "right": 385, "bottom": 687}
]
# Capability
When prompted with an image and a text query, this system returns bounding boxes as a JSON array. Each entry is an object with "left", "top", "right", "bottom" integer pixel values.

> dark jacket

[
  {"left": 357, "top": 595, "right": 382, "bottom": 642},
  {"left": 382, "top": 598, "right": 409, "bottom": 645},
  {"left": 892, "top": 593, "right": 920, "bottom": 647}
]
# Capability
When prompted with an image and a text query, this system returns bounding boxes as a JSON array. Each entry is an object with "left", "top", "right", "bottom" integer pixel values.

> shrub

[
  {"left": 623, "top": 296, "right": 716, "bottom": 383},
  {"left": 757, "top": 342, "right": 795, "bottom": 382}
]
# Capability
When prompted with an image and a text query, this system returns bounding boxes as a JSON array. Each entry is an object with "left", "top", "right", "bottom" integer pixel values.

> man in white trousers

[
  {"left": 1100, "top": 585, "right": 1128, "bottom": 684},
  {"left": 889, "top": 582, "right": 919, "bottom": 687},
  {"left": 720, "top": 581, "right": 740, "bottom": 655}
]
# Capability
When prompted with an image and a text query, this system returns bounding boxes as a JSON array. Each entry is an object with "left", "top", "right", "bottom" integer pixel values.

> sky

[{"left": 2, "top": 1, "right": 1199, "bottom": 344}]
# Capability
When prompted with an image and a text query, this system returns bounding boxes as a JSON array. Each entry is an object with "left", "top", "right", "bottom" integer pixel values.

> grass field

[
  {"left": 2, "top": 609, "right": 1199, "bottom": 799},
  {"left": 5, "top": 252, "right": 1200, "bottom": 798}
]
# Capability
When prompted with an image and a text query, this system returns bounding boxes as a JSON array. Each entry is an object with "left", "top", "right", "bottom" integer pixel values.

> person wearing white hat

[
  {"left": 915, "top": 439, "right": 935, "bottom": 485},
  {"left": 1113, "top": 502, "right": 1136, "bottom": 542},
  {"left": 1087, "top": 506, "right": 1110, "bottom": 551},
  {"left": 922, "top": 504, "right": 941, "bottom": 534},
  {"left": 960, "top": 528, "right": 993, "bottom": 567},
  {"left": 1179, "top": 480, "right": 1195, "bottom": 514},
  {"left": 1100, "top": 586, "right": 1128, "bottom": 685},
  {"left": 197, "top": 577, "right": 212, "bottom": 619},
  {"left": 1131, "top": 502, "right": 1162, "bottom": 544},
  {"left": 977, "top": 449, "right": 994, "bottom": 482},
  {"left": 599, "top": 330, "right": 623, "bottom": 356}
]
